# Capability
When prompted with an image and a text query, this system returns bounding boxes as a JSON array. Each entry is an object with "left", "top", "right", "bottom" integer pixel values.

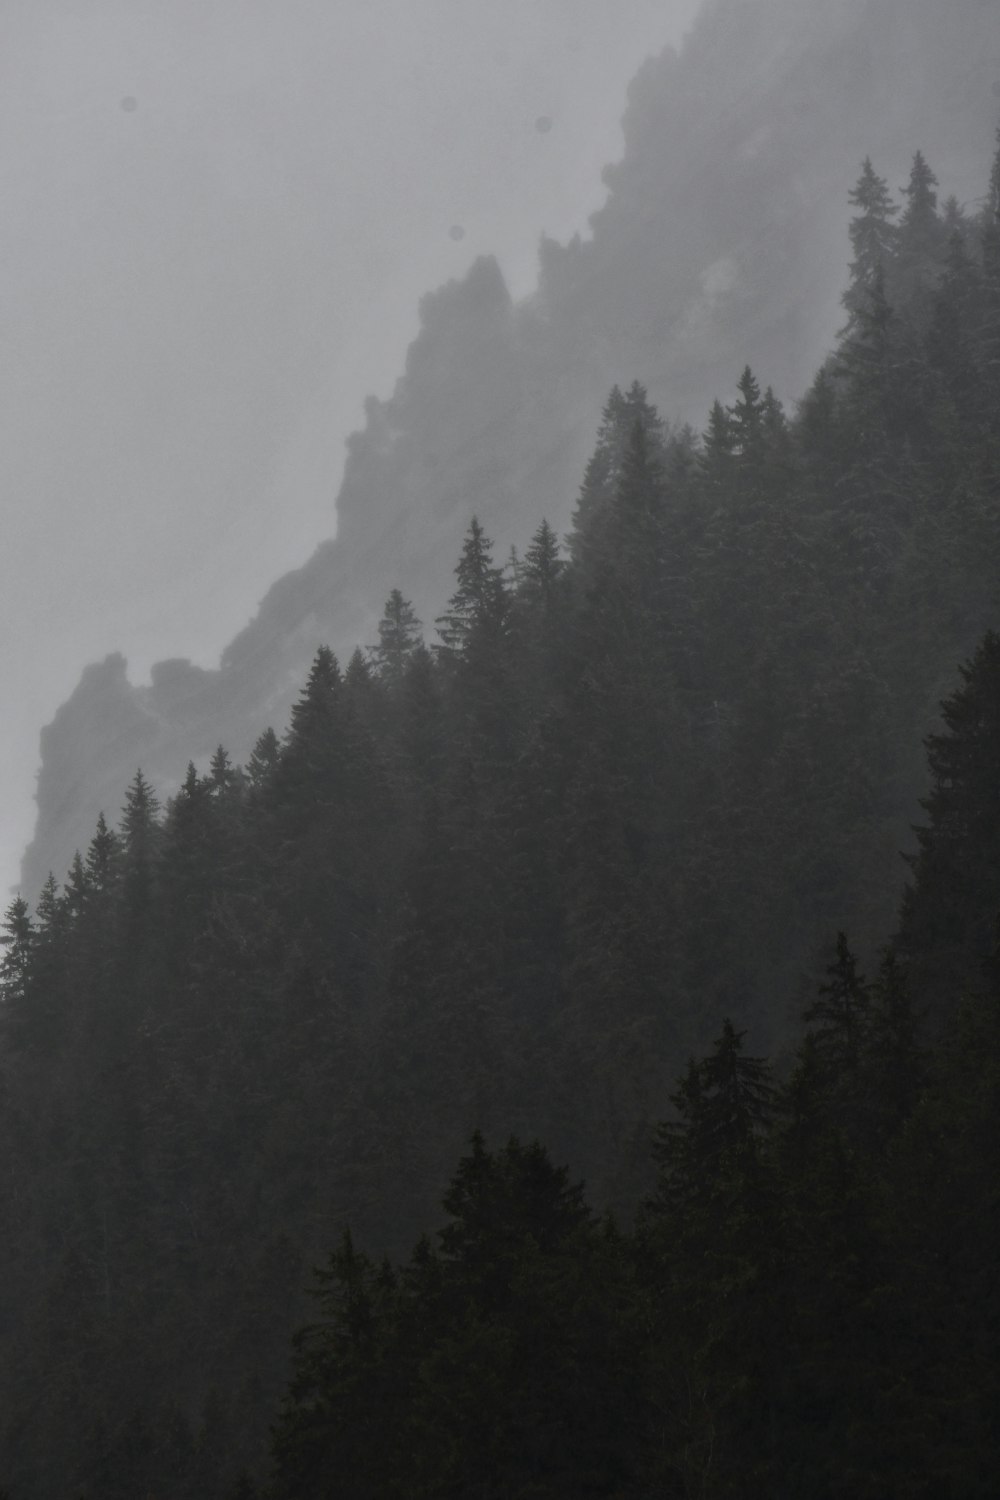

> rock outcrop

[{"left": 23, "top": 0, "right": 1000, "bottom": 895}]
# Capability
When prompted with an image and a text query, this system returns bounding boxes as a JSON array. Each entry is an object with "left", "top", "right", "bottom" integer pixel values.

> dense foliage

[{"left": 2, "top": 139, "right": 1000, "bottom": 1495}]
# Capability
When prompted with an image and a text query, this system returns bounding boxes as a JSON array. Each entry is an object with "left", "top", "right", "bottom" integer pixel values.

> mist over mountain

[{"left": 23, "top": 0, "right": 999, "bottom": 896}]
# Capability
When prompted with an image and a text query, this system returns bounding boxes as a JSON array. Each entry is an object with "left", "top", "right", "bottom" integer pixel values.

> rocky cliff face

[{"left": 23, "top": 0, "right": 1000, "bottom": 895}]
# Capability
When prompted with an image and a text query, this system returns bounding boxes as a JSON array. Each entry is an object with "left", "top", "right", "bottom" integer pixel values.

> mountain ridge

[{"left": 23, "top": 0, "right": 1000, "bottom": 895}]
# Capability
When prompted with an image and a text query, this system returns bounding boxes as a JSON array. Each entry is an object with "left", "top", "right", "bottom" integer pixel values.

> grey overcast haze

[{"left": 1, "top": 0, "right": 703, "bottom": 894}]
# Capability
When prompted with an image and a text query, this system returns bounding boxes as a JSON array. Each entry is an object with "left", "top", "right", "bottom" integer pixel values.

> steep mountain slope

[{"left": 23, "top": 0, "right": 1000, "bottom": 894}]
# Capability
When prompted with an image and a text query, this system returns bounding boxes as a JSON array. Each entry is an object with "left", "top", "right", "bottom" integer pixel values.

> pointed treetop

[
  {"left": 849, "top": 159, "right": 898, "bottom": 243},
  {"left": 247, "top": 727, "right": 281, "bottom": 789},
  {"left": 122, "top": 767, "right": 159, "bottom": 824},
  {"left": 373, "top": 590, "right": 423, "bottom": 685},
  {"left": 435, "top": 517, "right": 510, "bottom": 653},
  {"left": 652, "top": 1021, "right": 773, "bottom": 1205},
  {"left": 703, "top": 398, "right": 734, "bottom": 453},
  {"left": 209, "top": 745, "right": 239, "bottom": 795},
  {"left": 178, "top": 761, "right": 207, "bottom": 803},
  {"left": 66, "top": 850, "right": 89, "bottom": 915},
  {"left": 903, "top": 150, "right": 939, "bottom": 211},
  {"left": 803, "top": 931, "right": 870, "bottom": 1068},
  {"left": 288, "top": 647, "right": 342, "bottom": 744},
  {"left": 521, "top": 519, "right": 563, "bottom": 595},
  {"left": 729, "top": 365, "right": 764, "bottom": 454},
  {"left": 36, "top": 872, "right": 62, "bottom": 930},
  {"left": 842, "top": 157, "right": 900, "bottom": 324},
  {"left": 345, "top": 647, "right": 374, "bottom": 692},
  {"left": 307, "top": 644, "right": 341, "bottom": 696},
  {"left": 898, "top": 149, "right": 943, "bottom": 266},
  {"left": 0, "top": 896, "right": 34, "bottom": 1001},
  {"left": 121, "top": 769, "right": 161, "bottom": 858},
  {"left": 86, "top": 812, "right": 122, "bottom": 892},
  {"left": 1, "top": 895, "right": 33, "bottom": 947}
]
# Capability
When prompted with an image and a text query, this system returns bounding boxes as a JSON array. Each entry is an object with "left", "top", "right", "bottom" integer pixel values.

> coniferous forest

[{"left": 2, "top": 139, "right": 1000, "bottom": 1496}]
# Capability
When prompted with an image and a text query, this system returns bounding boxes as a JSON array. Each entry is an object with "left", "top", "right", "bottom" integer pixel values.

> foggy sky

[{"left": 1, "top": 0, "right": 703, "bottom": 894}]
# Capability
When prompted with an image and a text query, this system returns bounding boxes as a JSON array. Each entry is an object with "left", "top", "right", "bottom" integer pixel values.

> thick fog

[{"left": 1, "top": 0, "right": 703, "bottom": 893}]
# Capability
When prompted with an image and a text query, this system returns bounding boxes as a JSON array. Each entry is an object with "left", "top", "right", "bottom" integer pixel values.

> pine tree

[
  {"left": 435, "top": 517, "right": 510, "bottom": 657},
  {"left": 161, "top": 761, "right": 218, "bottom": 965},
  {"left": 121, "top": 768, "right": 160, "bottom": 846},
  {"left": 210, "top": 744, "right": 240, "bottom": 797},
  {"left": 120, "top": 768, "right": 161, "bottom": 919},
  {"left": 897, "top": 631, "right": 1000, "bottom": 1023},
  {"left": 842, "top": 157, "right": 899, "bottom": 326},
  {"left": 85, "top": 812, "right": 122, "bottom": 895},
  {"left": 804, "top": 931, "right": 870, "bottom": 1073},
  {"left": 897, "top": 150, "right": 945, "bottom": 301},
  {"left": 270, "top": 1228, "right": 402, "bottom": 1499},
  {"left": 568, "top": 381, "right": 665, "bottom": 576},
  {"left": 519, "top": 518, "right": 563, "bottom": 602},
  {"left": 65, "top": 848, "right": 90, "bottom": 919},
  {"left": 900, "top": 150, "right": 940, "bottom": 245},
  {"left": 651, "top": 1019, "right": 773, "bottom": 1209},
  {"left": 837, "top": 262, "right": 899, "bottom": 422},
  {"left": 286, "top": 645, "right": 341, "bottom": 751},
  {"left": 246, "top": 726, "right": 281, "bottom": 791},
  {"left": 372, "top": 589, "right": 423, "bottom": 688},
  {"left": 35, "top": 871, "right": 63, "bottom": 934},
  {"left": 23, "top": 873, "right": 72, "bottom": 1047},
  {"left": 729, "top": 364, "right": 764, "bottom": 459},
  {"left": 644, "top": 1025, "right": 778, "bottom": 1497},
  {"left": 698, "top": 397, "right": 736, "bottom": 502},
  {"left": 0, "top": 896, "right": 34, "bottom": 1012}
]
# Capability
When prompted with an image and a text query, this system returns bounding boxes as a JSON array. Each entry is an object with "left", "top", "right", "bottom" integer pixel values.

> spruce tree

[
  {"left": 245, "top": 726, "right": 281, "bottom": 791},
  {"left": 85, "top": 812, "right": 122, "bottom": 895},
  {"left": 568, "top": 381, "right": 665, "bottom": 576},
  {"left": 729, "top": 364, "right": 764, "bottom": 460},
  {"left": 698, "top": 397, "right": 736, "bottom": 501},
  {"left": 804, "top": 931, "right": 870, "bottom": 1073},
  {"left": 0, "top": 896, "right": 34, "bottom": 1013},
  {"left": 842, "top": 157, "right": 899, "bottom": 325},
  {"left": 435, "top": 517, "right": 510, "bottom": 657},
  {"left": 209, "top": 744, "right": 240, "bottom": 797},
  {"left": 897, "top": 631, "right": 1000, "bottom": 1022},
  {"left": 120, "top": 768, "right": 162, "bottom": 925},
  {"left": 519, "top": 518, "right": 563, "bottom": 602},
  {"left": 897, "top": 149, "right": 945, "bottom": 301},
  {"left": 651, "top": 1019, "right": 773, "bottom": 1209},
  {"left": 372, "top": 589, "right": 423, "bottom": 688},
  {"left": 285, "top": 645, "right": 341, "bottom": 752}
]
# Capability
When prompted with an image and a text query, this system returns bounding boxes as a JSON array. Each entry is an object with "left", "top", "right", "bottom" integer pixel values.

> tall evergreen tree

[
  {"left": 804, "top": 931, "right": 870, "bottom": 1074},
  {"left": 245, "top": 726, "right": 281, "bottom": 792},
  {"left": 568, "top": 381, "right": 665, "bottom": 576},
  {"left": 897, "top": 631, "right": 1000, "bottom": 1022},
  {"left": 371, "top": 589, "right": 423, "bottom": 688},
  {"left": 435, "top": 517, "right": 510, "bottom": 657},
  {"left": 84, "top": 812, "right": 122, "bottom": 896},
  {"left": 0, "top": 896, "right": 34, "bottom": 1016},
  {"left": 120, "top": 769, "right": 162, "bottom": 925},
  {"left": 842, "top": 157, "right": 899, "bottom": 325},
  {"left": 651, "top": 1019, "right": 773, "bottom": 1210},
  {"left": 897, "top": 149, "right": 945, "bottom": 301}
]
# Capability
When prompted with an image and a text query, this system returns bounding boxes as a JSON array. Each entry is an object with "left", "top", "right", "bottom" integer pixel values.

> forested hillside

[
  {"left": 2, "top": 135, "right": 1000, "bottom": 1495},
  {"left": 22, "top": 0, "right": 999, "bottom": 897}
]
